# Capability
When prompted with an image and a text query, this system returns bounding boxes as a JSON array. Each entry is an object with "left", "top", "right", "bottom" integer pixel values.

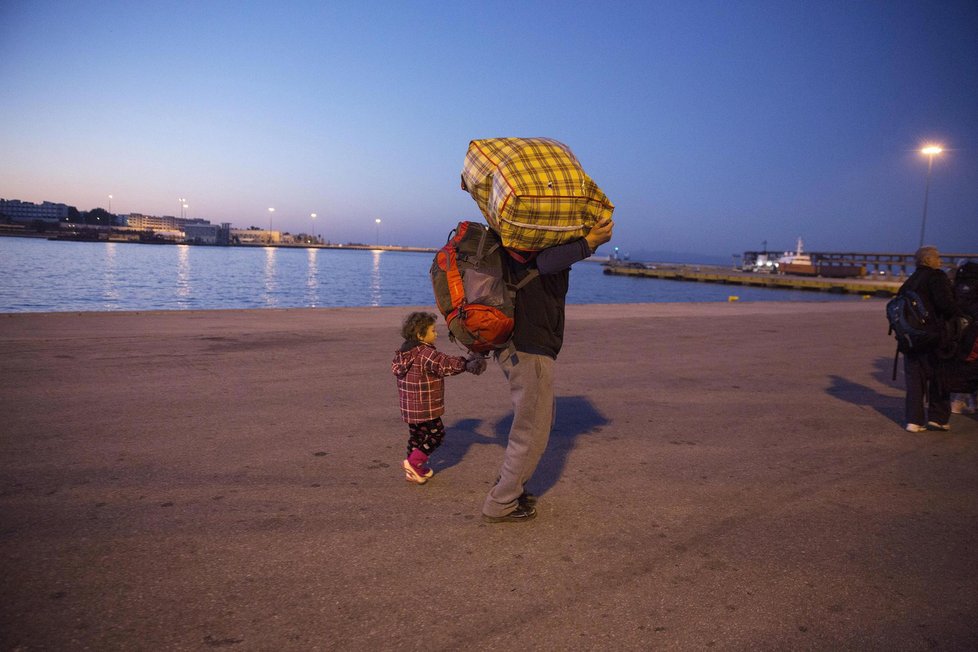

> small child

[{"left": 391, "top": 312, "right": 485, "bottom": 484}]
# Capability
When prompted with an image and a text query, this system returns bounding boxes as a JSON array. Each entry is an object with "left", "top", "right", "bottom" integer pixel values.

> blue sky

[{"left": 2, "top": 0, "right": 976, "bottom": 259}]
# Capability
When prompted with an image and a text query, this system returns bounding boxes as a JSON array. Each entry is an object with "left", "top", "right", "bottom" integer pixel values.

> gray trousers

[{"left": 482, "top": 347, "right": 555, "bottom": 518}]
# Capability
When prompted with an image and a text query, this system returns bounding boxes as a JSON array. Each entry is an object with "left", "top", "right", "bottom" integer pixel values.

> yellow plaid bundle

[{"left": 461, "top": 137, "right": 614, "bottom": 251}]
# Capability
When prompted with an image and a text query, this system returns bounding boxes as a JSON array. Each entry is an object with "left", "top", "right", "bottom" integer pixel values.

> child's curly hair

[{"left": 401, "top": 311, "right": 438, "bottom": 341}]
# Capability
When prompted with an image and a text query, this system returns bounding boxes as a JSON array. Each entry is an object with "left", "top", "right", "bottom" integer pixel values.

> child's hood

[{"left": 391, "top": 340, "right": 427, "bottom": 377}]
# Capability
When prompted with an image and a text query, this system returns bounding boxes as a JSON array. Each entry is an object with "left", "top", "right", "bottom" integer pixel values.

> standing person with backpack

[
  {"left": 949, "top": 260, "right": 978, "bottom": 414},
  {"left": 899, "top": 246, "right": 963, "bottom": 432},
  {"left": 481, "top": 217, "right": 614, "bottom": 522}
]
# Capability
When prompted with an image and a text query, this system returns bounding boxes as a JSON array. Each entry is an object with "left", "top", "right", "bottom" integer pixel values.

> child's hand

[{"left": 465, "top": 356, "right": 487, "bottom": 375}]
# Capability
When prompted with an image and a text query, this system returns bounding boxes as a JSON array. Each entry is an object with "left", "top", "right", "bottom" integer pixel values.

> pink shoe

[
  {"left": 407, "top": 449, "right": 434, "bottom": 477},
  {"left": 403, "top": 450, "right": 434, "bottom": 484},
  {"left": 402, "top": 459, "right": 429, "bottom": 484}
]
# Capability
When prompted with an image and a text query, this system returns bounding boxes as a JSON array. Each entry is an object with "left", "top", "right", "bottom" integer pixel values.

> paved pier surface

[{"left": 1, "top": 302, "right": 976, "bottom": 650}]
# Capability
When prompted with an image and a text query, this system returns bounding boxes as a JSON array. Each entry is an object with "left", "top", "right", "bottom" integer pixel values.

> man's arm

[
  {"left": 535, "top": 238, "right": 591, "bottom": 275},
  {"left": 535, "top": 216, "right": 615, "bottom": 275}
]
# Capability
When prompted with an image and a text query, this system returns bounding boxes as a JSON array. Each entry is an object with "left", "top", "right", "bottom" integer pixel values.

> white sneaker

[
  {"left": 951, "top": 393, "right": 977, "bottom": 414},
  {"left": 905, "top": 423, "right": 927, "bottom": 432},
  {"left": 926, "top": 421, "right": 951, "bottom": 432},
  {"left": 961, "top": 394, "right": 978, "bottom": 414}
]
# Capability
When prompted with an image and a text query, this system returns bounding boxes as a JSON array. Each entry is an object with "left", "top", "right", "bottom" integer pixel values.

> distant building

[
  {"left": 2, "top": 198, "right": 278, "bottom": 247},
  {"left": 126, "top": 213, "right": 181, "bottom": 231},
  {"left": 126, "top": 214, "right": 224, "bottom": 235},
  {"left": 230, "top": 228, "right": 280, "bottom": 244},
  {"left": 184, "top": 222, "right": 231, "bottom": 245},
  {"left": 0, "top": 199, "right": 70, "bottom": 224},
  {"left": 151, "top": 230, "right": 186, "bottom": 242}
]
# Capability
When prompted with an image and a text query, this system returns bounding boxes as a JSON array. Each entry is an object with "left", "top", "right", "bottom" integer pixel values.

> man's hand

[
  {"left": 585, "top": 216, "right": 614, "bottom": 252},
  {"left": 465, "top": 355, "right": 487, "bottom": 375}
]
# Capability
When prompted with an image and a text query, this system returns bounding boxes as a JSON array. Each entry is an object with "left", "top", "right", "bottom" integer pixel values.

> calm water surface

[{"left": 0, "top": 237, "right": 868, "bottom": 313}]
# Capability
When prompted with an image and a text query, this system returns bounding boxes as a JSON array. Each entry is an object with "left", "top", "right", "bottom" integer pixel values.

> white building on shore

[
  {"left": 0, "top": 199, "right": 71, "bottom": 224},
  {"left": 230, "top": 228, "right": 281, "bottom": 244}
]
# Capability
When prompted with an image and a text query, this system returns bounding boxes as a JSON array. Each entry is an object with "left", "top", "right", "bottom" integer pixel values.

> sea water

[{"left": 0, "top": 237, "right": 867, "bottom": 313}]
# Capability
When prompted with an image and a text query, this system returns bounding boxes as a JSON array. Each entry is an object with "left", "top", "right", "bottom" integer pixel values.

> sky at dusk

[{"left": 2, "top": 1, "right": 976, "bottom": 260}]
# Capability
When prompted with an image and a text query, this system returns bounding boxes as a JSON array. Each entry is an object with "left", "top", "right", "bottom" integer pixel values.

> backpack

[
  {"left": 886, "top": 289, "right": 940, "bottom": 355},
  {"left": 430, "top": 221, "right": 537, "bottom": 354},
  {"left": 886, "top": 289, "right": 944, "bottom": 379}
]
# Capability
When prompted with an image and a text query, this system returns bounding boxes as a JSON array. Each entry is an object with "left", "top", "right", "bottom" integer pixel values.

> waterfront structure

[
  {"left": 126, "top": 213, "right": 181, "bottom": 231},
  {"left": 125, "top": 213, "right": 209, "bottom": 230},
  {"left": 4, "top": 197, "right": 314, "bottom": 247},
  {"left": 606, "top": 248, "right": 978, "bottom": 296},
  {"left": 0, "top": 199, "right": 71, "bottom": 224},
  {"left": 184, "top": 222, "right": 231, "bottom": 245},
  {"left": 741, "top": 249, "right": 978, "bottom": 278},
  {"left": 126, "top": 213, "right": 222, "bottom": 236},
  {"left": 231, "top": 227, "right": 280, "bottom": 244},
  {"left": 605, "top": 261, "right": 904, "bottom": 296}
]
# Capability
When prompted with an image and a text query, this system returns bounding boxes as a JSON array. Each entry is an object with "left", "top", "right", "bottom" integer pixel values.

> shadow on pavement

[
  {"left": 827, "top": 364, "right": 903, "bottom": 425},
  {"left": 872, "top": 351, "right": 905, "bottom": 389},
  {"left": 437, "top": 395, "right": 610, "bottom": 496}
]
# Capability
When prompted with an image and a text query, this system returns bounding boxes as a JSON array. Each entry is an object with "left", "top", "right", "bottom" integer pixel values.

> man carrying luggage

[{"left": 482, "top": 216, "right": 614, "bottom": 522}]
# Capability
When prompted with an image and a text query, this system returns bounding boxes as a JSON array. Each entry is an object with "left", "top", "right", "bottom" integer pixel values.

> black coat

[
  {"left": 900, "top": 266, "right": 964, "bottom": 357},
  {"left": 900, "top": 266, "right": 961, "bottom": 323}
]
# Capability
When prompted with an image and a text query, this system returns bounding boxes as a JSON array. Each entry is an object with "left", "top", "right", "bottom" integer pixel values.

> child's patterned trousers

[{"left": 407, "top": 417, "right": 445, "bottom": 456}]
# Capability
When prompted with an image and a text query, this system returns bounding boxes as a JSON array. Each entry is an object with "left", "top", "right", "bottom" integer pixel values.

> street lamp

[
  {"left": 310, "top": 213, "right": 317, "bottom": 244},
  {"left": 108, "top": 194, "right": 113, "bottom": 213},
  {"left": 918, "top": 144, "right": 943, "bottom": 247},
  {"left": 375, "top": 218, "right": 381, "bottom": 246},
  {"left": 268, "top": 207, "right": 276, "bottom": 244},
  {"left": 178, "top": 198, "right": 187, "bottom": 220}
]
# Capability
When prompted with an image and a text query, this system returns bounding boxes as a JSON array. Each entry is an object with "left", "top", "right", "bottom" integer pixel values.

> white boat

[{"left": 778, "top": 237, "right": 816, "bottom": 275}]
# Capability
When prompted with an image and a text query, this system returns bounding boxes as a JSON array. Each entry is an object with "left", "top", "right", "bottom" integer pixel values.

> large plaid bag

[{"left": 460, "top": 137, "right": 615, "bottom": 251}]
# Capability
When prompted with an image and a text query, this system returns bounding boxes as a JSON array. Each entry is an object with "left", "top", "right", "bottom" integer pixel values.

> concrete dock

[
  {"left": 1, "top": 302, "right": 976, "bottom": 650},
  {"left": 605, "top": 264, "right": 903, "bottom": 296}
]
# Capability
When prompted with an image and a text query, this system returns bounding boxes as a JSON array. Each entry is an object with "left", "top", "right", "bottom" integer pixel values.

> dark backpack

[
  {"left": 430, "top": 221, "right": 537, "bottom": 354},
  {"left": 886, "top": 289, "right": 940, "bottom": 354},
  {"left": 886, "top": 289, "right": 944, "bottom": 380}
]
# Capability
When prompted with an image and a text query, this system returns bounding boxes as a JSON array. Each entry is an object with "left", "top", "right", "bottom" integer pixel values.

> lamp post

[
  {"left": 178, "top": 198, "right": 187, "bottom": 220},
  {"left": 108, "top": 194, "right": 113, "bottom": 213},
  {"left": 310, "top": 213, "right": 317, "bottom": 244},
  {"left": 918, "top": 145, "right": 943, "bottom": 247},
  {"left": 268, "top": 207, "right": 275, "bottom": 244},
  {"left": 182, "top": 202, "right": 189, "bottom": 220},
  {"left": 375, "top": 218, "right": 381, "bottom": 246}
]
